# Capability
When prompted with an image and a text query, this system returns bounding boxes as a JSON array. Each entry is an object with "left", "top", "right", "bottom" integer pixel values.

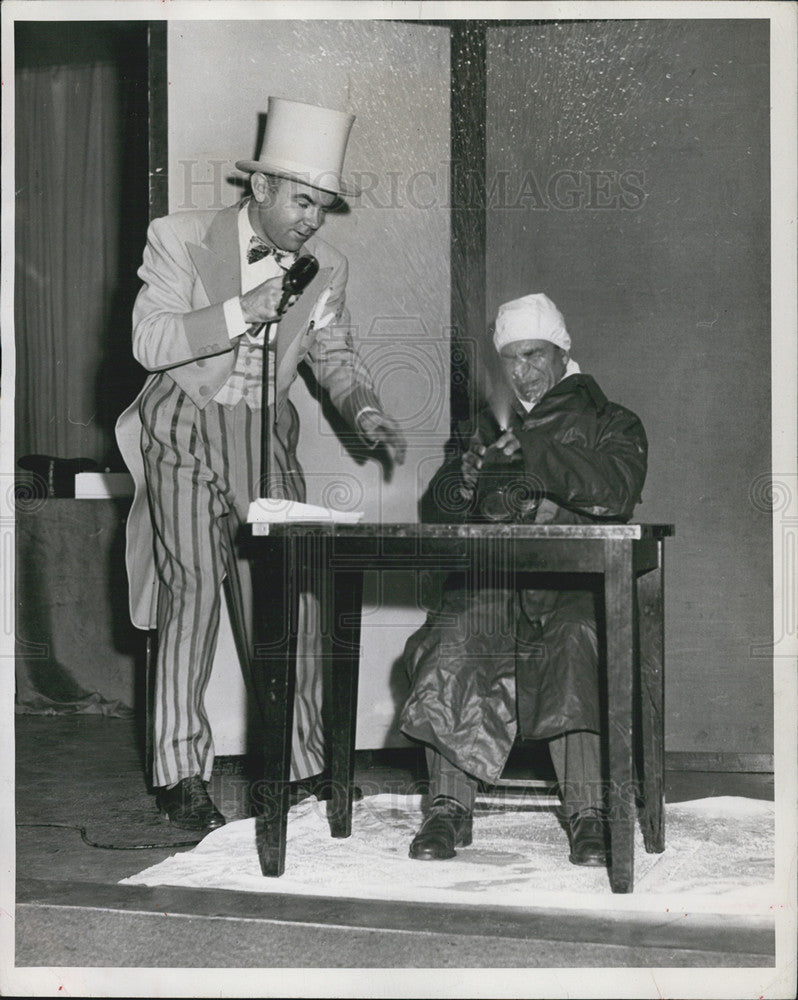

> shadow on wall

[{"left": 298, "top": 363, "right": 398, "bottom": 483}]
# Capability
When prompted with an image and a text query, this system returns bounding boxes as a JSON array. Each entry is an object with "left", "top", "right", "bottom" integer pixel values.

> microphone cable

[{"left": 15, "top": 821, "right": 202, "bottom": 851}]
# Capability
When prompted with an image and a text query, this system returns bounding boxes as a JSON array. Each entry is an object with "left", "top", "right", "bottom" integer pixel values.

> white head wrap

[{"left": 493, "top": 293, "right": 571, "bottom": 354}]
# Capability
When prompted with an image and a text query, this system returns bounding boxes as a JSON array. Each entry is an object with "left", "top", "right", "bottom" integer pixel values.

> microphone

[{"left": 277, "top": 254, "right": 319, "bottom": 316}]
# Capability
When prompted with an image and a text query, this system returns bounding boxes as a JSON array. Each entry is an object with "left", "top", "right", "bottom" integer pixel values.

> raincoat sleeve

[{"left": 516, "top": 404, "right": 648, "bottom": 521}]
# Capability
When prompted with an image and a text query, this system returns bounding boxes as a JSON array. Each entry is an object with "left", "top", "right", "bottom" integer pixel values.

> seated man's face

[{"left": 500, "top": 339, "right": 568, "bottom": 405}]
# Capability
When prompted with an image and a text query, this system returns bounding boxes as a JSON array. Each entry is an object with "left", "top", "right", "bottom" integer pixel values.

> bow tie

[{"left": 247, "top": 236, "right": 289, "bottom": 266}]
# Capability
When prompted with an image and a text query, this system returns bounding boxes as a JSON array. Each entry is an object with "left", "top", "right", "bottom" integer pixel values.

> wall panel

[
  {"left": 167, "top": 19, "right": 451, "bottom": 748},
  {"left": 486, "top": 20, "right": 772, "bottom": 753}
]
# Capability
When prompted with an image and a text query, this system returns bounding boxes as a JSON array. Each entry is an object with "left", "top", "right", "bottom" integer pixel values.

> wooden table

[{"left": 246, "top": 522, "right": 674, "bottom": 893}]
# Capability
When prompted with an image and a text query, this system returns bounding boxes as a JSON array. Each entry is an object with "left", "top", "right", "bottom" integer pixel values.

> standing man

[
  {"left": 116, "top": 98, "right": 405, "bottom": 830},
  {"left": 401, "top": 293, "right": 647, "bottom": 866}
]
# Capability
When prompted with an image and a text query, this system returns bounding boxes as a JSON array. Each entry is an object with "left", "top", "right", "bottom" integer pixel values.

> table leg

[
  {"left": 249, "top": 535, "right": 299, "bottom": 876},
  {"left": 637, "top": 539, "right": 666, "bottom": 854},
  {"left": 144, "top": 630, "right": 157, "bottom": 791},
  {"left": 604, "top": 538, "right": 636, "bottom": 893},
  {"left": 329, "top": 567, "right": 364, "bottom": 838}
]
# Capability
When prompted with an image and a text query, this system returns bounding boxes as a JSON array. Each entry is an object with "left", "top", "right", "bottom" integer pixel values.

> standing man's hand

[
  {"left": 358, "top": 411, "right": 407, "bottom": 465},
  {"left": 239, "top": 275, "right": 292, "bottom": 325}
]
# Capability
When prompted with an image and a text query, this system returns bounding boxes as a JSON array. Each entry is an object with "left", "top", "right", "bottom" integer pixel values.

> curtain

[{"left": 15, "top": 58, "right": 121, "bottom": 463}]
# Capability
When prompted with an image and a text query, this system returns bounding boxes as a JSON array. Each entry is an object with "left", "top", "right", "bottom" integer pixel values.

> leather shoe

[
  {"left": 157, "top": 776, "right": 225, "bottom": 831},
  {"left": 409, "top": 796, "right": 473, "bottom": 860},
  {"left": 568, "top": 811, "right": 608, "bottom": 867}
]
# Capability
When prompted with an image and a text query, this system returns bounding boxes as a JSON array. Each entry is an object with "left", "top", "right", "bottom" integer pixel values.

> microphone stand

[
  {"left": 259, "top": 320, "right": 272, "bottom": 500},
  {"left": 257, "top": 298, "right": 296, "bottom": 497},
  {"left": 259, "top": 309, "right": 290, "bottom": 500},
  {"left": 258, "top": 254, "right": 319, "bottom": 500}
]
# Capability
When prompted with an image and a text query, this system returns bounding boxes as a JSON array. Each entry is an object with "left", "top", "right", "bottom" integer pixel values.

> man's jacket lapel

[{"left": 185, "top": 202, "right": 241, "bottom": 304}]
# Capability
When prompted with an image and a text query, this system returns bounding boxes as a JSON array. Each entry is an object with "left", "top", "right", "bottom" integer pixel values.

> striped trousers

[{"left": 139, "top": 373, "right": 325, "bottom": 788}]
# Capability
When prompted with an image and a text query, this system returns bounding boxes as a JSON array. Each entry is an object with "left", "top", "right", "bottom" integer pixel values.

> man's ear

[
  {"left": 558, "top": 347, "right": 570, "bottom": 366},
  {"left": 250, "top": 171, "right": 268, "bottom": 203}
]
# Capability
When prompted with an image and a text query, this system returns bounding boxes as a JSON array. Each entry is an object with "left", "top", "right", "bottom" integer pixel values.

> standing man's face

[
  {"left": 249, "top": 174, "right": 336, "bottom": 252},
  {"left": 500, "top": 338, "right": 568, "bottom": 405}
]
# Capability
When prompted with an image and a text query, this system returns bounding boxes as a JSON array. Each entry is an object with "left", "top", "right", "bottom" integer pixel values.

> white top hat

[{"left": 236, "top": 96, "right": 360, "bottom": 198}]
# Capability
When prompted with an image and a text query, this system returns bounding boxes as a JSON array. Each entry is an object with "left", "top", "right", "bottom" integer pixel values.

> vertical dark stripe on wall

[
  {"left": 148, "top": 21, "right": 168, "bottom": 222},
  {"left": 450, "top": 23, "right": 487, "bottom": 433}
]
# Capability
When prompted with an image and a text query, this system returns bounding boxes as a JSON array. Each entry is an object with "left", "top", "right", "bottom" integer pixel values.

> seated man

[{"left": 400, "top": 293, "right": 648, "bottom": 866}]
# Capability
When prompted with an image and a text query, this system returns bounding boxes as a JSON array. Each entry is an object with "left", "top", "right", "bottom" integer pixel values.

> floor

[{"left": 14, "top": 714, "right": 776, "bottom": 969}]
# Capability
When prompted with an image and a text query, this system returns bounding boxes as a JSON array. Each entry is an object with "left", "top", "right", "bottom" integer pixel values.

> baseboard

[
  {"left": 664, "top": 752, "right": 774, "bottom": 773},
  {"left": 358, "top": 747, "right": 775, "bottom": 775}
]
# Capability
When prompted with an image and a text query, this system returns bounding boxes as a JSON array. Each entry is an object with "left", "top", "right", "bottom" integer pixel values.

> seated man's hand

[
  {"left": 459, "top": 431, "right": 521, "bottom": 501},
  {"left": 492, "top": 428, "right": 521, "bottom": 457},
  {"left": 240, "top": 275, "right": 294, "bottom": 325},
  {"left": 358, "top": 410, "right": 407, "bottom": 465},
  {"left": 460, "top": 442, "right": 486, "bottom": 492}
]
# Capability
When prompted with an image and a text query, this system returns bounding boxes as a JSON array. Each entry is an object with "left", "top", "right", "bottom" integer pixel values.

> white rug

[{"left": 122, "top": 794, "right": 775, "bottom": 915}]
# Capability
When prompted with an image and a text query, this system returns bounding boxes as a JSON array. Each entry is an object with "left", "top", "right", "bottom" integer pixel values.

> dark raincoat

[{"left": 400, "top": 373, "right": 648, "bottom": 783}]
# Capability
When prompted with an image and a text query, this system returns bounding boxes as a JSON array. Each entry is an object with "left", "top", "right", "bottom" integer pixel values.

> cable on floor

[{"left": 16, "top": 822, "right": 202, "bottom": 850}]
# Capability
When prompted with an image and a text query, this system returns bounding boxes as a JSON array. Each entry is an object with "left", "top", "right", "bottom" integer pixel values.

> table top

[{"left": 255, "top": 522, "right": 674, "bottom": 540}]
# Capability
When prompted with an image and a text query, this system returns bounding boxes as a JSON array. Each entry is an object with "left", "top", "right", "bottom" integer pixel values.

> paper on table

[
  {"left": 74, "top": 472, "right": 135, "bottom": 498},
  {"left": 247, "top": 498, "right": 364, "bottom": 525}
]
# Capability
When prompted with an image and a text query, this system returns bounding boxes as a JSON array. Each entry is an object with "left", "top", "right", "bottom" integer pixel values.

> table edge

[{"left": 250, "top": 522, "right": 675, "bottom": 539}]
